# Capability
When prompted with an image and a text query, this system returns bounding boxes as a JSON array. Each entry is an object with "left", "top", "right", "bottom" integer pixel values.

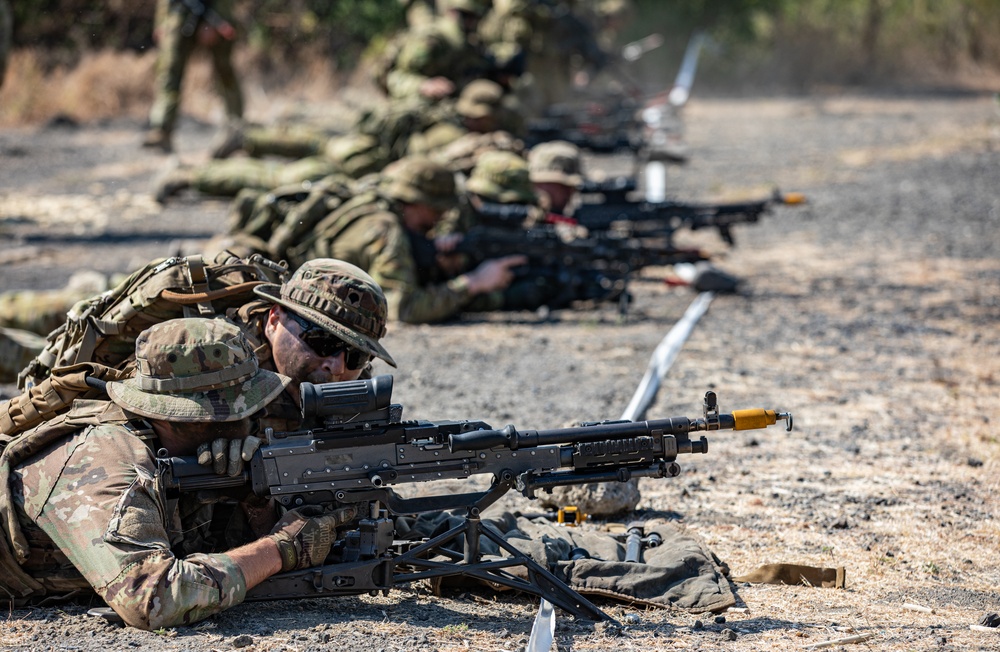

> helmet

[
  {"left": 381, "top": 156, "right": 458, "bottom": 211},
  {"left": 528, "top": 140, "right": 584, "bottom": 188},
  {"left": 466, "top": 150, "right": 537, "bottom": 204}
]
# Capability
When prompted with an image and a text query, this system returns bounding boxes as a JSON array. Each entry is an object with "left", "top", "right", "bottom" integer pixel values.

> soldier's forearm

[{"left": 224, "top": 536, "right": 283, "bottom": 589}]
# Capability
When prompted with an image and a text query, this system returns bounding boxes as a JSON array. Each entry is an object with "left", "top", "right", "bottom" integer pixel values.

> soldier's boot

[
  {"left": 209, "top": 120, "right": 246, "bottom": 159},
  {"left": 141, "top": 127, "right": 174, "bottom": 154},
  {"left": 153, "top": 165, "right": 195, "bottom": 204}
]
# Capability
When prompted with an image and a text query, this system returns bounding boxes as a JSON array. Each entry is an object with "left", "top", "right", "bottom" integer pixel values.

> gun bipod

[{"left": 390, "top": 513, "right": 614, "bottom": 622}]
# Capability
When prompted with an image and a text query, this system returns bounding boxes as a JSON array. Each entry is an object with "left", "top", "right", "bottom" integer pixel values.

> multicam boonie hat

[
  {"left": 456, "top": 79, "right": 505, "bottom": 119},
  {"left": 465, "top": 150, "right": 537, "bottom": 204},
  {"left": 254, "top": 259, "right": 397, "bottom": 367},
  {"left": 528, "top": 140, "right": 584, "bottom": 188},
  {"left": 381, "top": 156, "right": 458, "bottom": 211},
  {"left": 106, "top": 318, "right": 290, "bottom": 423}
]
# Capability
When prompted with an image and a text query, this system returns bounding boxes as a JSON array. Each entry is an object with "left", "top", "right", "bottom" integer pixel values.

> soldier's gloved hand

[
  {"left": 197, "top": 435, "right": 262, "bottom": 477},
  {"left": 268, "top": 505, "right": 360, "bottom": 572}
]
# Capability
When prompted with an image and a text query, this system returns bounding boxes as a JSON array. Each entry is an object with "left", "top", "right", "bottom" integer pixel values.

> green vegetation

[{"left": 6, "top": 1, "right": 999, "bottom": 87}]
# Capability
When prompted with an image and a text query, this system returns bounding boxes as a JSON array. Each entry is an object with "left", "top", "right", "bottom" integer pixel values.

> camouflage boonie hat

[
  {"left": 465, "top": 150, "right": 538, "bottom": 204},
  {"left": 254, "top": 259, "right": 397, "bottom": 367},
  {"left": 106, "top": 318, "right": 290, "bottom": 423},
  {"left": 456, "top": 79, "right": 505, "bottom": 119},
  {"left": 381, "top": 156, "right": 458, "bottom": 211},
  {"left": 528, "top": 140, "right": 584, "bottom": 188}
]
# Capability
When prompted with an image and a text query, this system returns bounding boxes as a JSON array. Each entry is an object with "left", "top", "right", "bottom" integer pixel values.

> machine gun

[
  {"left": 575, "top": 185, "right": 807, "bottom": 246},
  {"left": 525, "top": 95, "right": 642, "bottom": 153},
  {"left": 161, "top": 375, "right": 792, "bottom": 622},
  {"left": 409, "top": 198, "right": 710, "bottom": 310},
  {"left": 454, "top": 224, "right": 708, "bottom": 309}
]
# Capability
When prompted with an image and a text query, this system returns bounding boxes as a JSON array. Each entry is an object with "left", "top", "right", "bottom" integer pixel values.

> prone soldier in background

[
  {"left": 528, "top": 139, "right": 585, "bottom": 215},
  {"left": 154, "top": 79, "right": 524, "bottom": 204},
  {"left": 289, "top": 156, "right": 526, "bottom": 324}
]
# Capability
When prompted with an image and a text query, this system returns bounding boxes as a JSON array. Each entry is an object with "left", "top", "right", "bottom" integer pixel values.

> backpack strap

[{"left": 183, "top": 255, "right": 217, "bottom": 317}]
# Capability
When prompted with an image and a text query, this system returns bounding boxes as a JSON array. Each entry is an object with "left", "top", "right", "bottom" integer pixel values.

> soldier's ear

[{"left": 264, "top": 305, "right": 283, "bottom": 336}]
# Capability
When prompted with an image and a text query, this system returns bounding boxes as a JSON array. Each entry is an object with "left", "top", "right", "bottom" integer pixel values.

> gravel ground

[{"left": 1, "top": 88, "right": 999, "bottom": 651}]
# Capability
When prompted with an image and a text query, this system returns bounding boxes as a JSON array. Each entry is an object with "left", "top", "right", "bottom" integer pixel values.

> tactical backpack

[{"left": 16, "top": 252, "right": 288, "bottom": 391}]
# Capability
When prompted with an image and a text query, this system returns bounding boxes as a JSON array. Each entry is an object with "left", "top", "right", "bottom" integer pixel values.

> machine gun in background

[
  {"left": 524, "top": 31, "right": 711, "bottom": 163},
  {"left": 161, "top": 375, "right": 792, "bottom": 622},
  {"left": 419, "top": 200, "right": 710, "bottom": 310},
  {"left": 575, "top": 179, "right": 807, "bottom": 246}
]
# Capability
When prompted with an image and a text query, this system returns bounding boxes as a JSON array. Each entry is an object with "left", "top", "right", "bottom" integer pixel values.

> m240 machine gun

[
  {"left": 575, "top": 181, "right": 807, "bottom": 246},
  {"left": 161, "top": 375, "right": 792, "bottom": 621}
]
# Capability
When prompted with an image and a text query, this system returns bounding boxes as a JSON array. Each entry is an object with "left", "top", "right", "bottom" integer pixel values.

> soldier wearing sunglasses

[{"left": 227, "top": 258, "right": 397, "bottom": 435}]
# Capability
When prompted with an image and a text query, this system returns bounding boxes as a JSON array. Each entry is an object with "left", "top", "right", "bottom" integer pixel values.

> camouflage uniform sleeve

[
  {"left": 15, "top": 425, "right": 247, "bottom": 629},
  {"left": 385, "top": 31, "right": 435, "bottom": 99},
  {"left": 361, "top": 215, "right": 474, "bottom": 324}
]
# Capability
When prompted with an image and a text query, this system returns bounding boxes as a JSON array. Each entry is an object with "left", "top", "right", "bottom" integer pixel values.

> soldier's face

[
  {"left": 265, "top": 307, "right": 366, "bottom": 386},
  {"left": 402, "top": 203, "right": 445, "bottom": 235},
  {"left": 534, "top": 182, "right": 577, "bottom": 215}
]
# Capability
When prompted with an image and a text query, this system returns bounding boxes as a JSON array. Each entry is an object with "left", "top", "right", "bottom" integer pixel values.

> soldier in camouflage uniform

[
  {"left": 234, "top": 258, "right": 397, "bottom": 432},
  {"left": 437, "top": 148, "right": 540, "bottom": 237},
  {"left": 142, "top": 0, "right": 244, "bottom": 153},
  {"left": 440, "top": 150, "right": 594, "bottom": 312},
  {"left": 0, "top": 272, "right": 121, "bottom": 384},
  {"left": 290, "top": 156, "right": 525, "bottom": 323},
  {"left": 479, "top": 0, "right": 609, "bottom": 118},
  {"left": 1, "top": 260, "right": 396, "bottom": 435},
  {"left": 155, "top": 79, "right": 523, "bottom": 204},
  {"left": 380, "top": 0, "right": 494, "bottom": 101},
  {"left": 0, "top": 0, "right": 11, "bottom": 90},
  {"left": 528, "top": 140, "right": 584, "bottom": 215},
  {"left": 0, "top": 318, "right": 359, "bottom": 627},
  {"left": 400, "top": 0, "right": 437, "bottom": 28}
]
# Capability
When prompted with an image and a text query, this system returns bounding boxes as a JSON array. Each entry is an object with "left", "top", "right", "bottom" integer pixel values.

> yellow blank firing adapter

[
  {"left": 732, "top": 408, "right": 793, "bottom": 431},
  {"left": 781, "top": 192, "right": 807, "bottom": 205},
  {"left": 558, "top": 506, "right": 586, "bottom": 526}
]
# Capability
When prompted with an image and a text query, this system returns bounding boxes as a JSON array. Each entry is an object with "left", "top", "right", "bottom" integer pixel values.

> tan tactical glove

[
  {"left": 268, "top": 505, "right": 360, "bottom": 572},
  {"left": 197, "top": 435, "right": 262, "bottom": 477}
]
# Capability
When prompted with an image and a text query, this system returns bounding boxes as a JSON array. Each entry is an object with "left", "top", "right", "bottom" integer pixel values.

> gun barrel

[{"left": 449, "top": 417, "right": 704, "bottom": 452}]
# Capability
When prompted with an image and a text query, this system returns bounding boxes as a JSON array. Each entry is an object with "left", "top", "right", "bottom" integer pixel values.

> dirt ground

[{"left": 1, "top": 84, "right": 999, "bottom": 652}]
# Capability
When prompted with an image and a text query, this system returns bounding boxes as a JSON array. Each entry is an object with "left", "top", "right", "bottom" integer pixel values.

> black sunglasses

[{"left": 285, "top": 311, "right": 372, "bottom": 371}]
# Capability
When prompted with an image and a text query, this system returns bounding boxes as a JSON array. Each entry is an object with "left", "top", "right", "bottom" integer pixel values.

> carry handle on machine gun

[
  {"left": 575, "top": 185, "right": 807, "bottom": 246},
  {"left": 160, "top": 375, "right": 792, "bottom": 622}
]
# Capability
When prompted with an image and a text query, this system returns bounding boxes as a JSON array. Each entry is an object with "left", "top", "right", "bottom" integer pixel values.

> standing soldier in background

[
  {"left": 142, "top": 0, "right": 244, "bottom": 153},
  {"left": 0, "top": 0, "right": 11, "bottom": 90}
]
